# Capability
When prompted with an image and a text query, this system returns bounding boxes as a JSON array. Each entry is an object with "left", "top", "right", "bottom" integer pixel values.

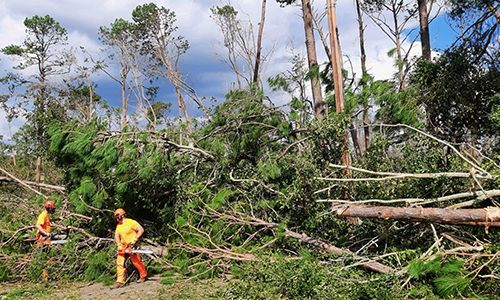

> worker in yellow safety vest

[
  {"left": 110, "top": 208, "right": 147, "bottom": 289},
  {"left": 35, "top": 201, "right": 56, "bottom": 245}
]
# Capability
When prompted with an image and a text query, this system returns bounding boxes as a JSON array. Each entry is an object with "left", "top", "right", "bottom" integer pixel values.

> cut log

[{"left": 336, "top": 205, "right": 500, "bottom": 228}]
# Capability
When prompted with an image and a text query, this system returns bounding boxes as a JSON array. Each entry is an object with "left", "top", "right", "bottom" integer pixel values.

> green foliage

[
  {"left": 408, "top": 256, "right": 471, "bottom": 297},
  {"left": 412, "top": 48, "right": 500, "bottom": 142},
  {"left": 84, "top": 251, "right": 114, "bottom": 282},
  {"left": 375, "top": 86, "right": 422, "bottom": 127},
  {"left": 220, "top": 254, "right": 401, "bottom": 299},
  {"left": 355, "top": 132, "right": 467, "bottom": 204}
]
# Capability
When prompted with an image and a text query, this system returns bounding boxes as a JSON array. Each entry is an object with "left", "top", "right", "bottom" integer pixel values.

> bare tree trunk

[
  {"left": 336, "top": 205, "right": 500, "bottom": 229},
  {"left": 35, "top": 156, "right": 41, "bottom": 184},
  {"left": 177, "top": 85, "right": 183, "bottom": 145},
  {"left": 233, "top": 51, "right": 242, "bottom": 90},
  {"left": 302, "top": 0, "right": 325, "bottom": 120},
  {"left": 180, "top": 92, "right": 193, "bottom": 135},
  {"left": 418, "top": 0, "right": 431, "bottom": 61},
  {"left": 355, "top": 0, "right": 370, "bottom": 150},
  {"left": 121, "top": 77, "right": 128, "bottom": 129},
  {"left": 470, "top": 135, "right": 478, "bottom": 157},
  {"left": 327, "top": 0, "right": 350, "bottom": 174},
  {"left": 253, "top": 0, "right": 266, "bottom": 86},
  {"left": 349, "top": 124, "right": 362, "bottom": 160},
  {"left": 390, "top": 1, "right": 405, "bottom": 90},
  {"left": 7, "top": 120, "right": 16, "bottom": 166},
  {"left": 356, "top": 0, "right": 367, "bottom": 75},
  {"left": 327, "top": 0, "right": 344, "bottom": 113}
]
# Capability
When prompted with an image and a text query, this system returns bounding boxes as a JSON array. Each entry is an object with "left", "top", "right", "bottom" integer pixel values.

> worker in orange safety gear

[
  {"left": 110, "top": 208, "right": 147, "bottom": 289},
  {"left": 35, "top": 201, "right": 56, "bottom": 245}
]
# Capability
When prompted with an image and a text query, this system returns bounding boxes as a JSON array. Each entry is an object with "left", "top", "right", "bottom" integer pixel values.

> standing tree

[
  {"left": 59, "top": 65, "right": 102, "bottom": 125},
  {"left": 446, "top": 0, "right": 500, "bottom": 64},
  {"left": 355, "top": 0, "right": 371, "bottom": 150},
  {"left": 132, "top": 3, "right": 210, "bottom": 142},
  {"left": 210, "top": 5, "right": 245, "bottom": 90},
  {"left": 254, "top": 0, "right": 267, "bottom": 86},
  {"left": 276, "top": 0, "right": 325, "bottom": 120},
  {"left": 417, "top": 0, "right": 432, "bottom": 61},
  {"left": 1, "top": 15, "right": 74, "bottom": 156},
  {"left": 361, "top": 0, "right": 419, "bottom": 90},
  {"left": 211, "top": 2, "right": 273, "bottom": 92},
  {"left": 147, "top": 101, "right": 172, "bottom": 129},
  {"left": 97, "top": 19, "right": 140, "bottom": 129},
  {"left": 0, "top": 73, "right": 26, "bottom": 166}
]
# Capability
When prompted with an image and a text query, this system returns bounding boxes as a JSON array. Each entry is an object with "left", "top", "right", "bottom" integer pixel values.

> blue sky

[{"left": 0, "top": 0, "right": 458, "bottom": 143}]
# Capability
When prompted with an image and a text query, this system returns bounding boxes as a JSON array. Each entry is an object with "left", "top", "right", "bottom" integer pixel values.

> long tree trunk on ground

[
  {"left": 418, "top": 0, "right": 431, "bottom": 61},
  {"left": 355, "top": 0, "right": 370, "bottom": 150},
  {"left": 335, "top": 205, "right": 500, "bottom": 230},
  {"left": 302, "top": 0, "right": 325, "bottom": 120},
  {"left": 253, "top": 0, "right": 266, "bottom": 86}
]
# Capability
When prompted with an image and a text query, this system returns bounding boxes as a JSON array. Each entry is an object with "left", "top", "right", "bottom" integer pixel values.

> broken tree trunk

[
  {"left": 335, "top": 205, "right": 500, "bottom": 230},
  {"left": 284, "top": 229, "right": 394, "bottom": 274},
  {"left": 198, "top": 204, "right": 395, "bottom": 273}
]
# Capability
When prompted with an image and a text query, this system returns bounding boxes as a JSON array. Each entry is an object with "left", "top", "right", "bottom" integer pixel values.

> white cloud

[{"left": 0, "top": 0, "right": 452, "bottom": 142}]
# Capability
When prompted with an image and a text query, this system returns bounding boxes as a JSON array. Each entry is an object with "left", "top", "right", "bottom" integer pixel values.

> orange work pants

[{"left": 116, "top": 253, "right": 147, "bottom": 283}]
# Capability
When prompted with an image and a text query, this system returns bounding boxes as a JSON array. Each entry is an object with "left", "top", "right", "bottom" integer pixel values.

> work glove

[
  {"left": 117, "top": 244, "right": 124, "bottom": 252},
  {"left": 130, "top": 238, "right": 138, "bottom": 246}
]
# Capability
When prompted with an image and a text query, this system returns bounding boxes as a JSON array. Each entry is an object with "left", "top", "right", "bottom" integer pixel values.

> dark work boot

[
  {"left": 110, "top": 282, "right": 124, "bottom": 289},
  {"left": 137, "top": 277, "right": 147, "bottom": 283}
]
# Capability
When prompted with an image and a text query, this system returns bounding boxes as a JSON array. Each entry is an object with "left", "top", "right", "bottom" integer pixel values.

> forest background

[{"left": 1, "top": 0, "right": 500, "bottom": 299}]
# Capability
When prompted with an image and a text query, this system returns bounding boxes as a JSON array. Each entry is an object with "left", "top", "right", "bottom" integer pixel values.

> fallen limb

[
  {"left": 0, "top": 225, "right": 35, "bottom": 247},
  {"left": 0, "top": 177, "right": 66, "bottom": 192},
  {"left": 325, "top": 164, "right": 496, "bottom": 180},
  {"left": 0, "top": 167, "right": 48, "bottom": 198}
]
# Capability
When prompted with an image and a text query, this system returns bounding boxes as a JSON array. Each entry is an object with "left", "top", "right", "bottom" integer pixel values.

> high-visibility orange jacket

[
  {"left": 115, "top": 218, "right": 140, "bottom": 245},
  {"left": 36, "top": 210, "right": 51, "bottom": 235}
]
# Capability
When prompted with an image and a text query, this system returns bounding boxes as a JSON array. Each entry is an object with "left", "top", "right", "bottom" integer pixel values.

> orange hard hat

[
  {"left": 114, "top": 208, "right": 126, "bottom": 218},
  {"left": 44, "top": 201, "right": 55, "bottom": 208}
]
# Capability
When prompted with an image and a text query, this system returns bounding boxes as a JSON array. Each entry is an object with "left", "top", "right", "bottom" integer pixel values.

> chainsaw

[
  {"left": 119, "top": 243, "right": 154, "bottom": 255},
  {"left": 34, "top": 235, "right": 67, "bottom": 246}
]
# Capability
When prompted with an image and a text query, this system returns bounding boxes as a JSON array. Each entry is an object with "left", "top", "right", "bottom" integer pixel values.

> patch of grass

[
  {"left": 158, "top": 278, "right": 228, "bottom": 300},
  {"left": 0, "top": 286, "right": 47, "bottom": 300}
]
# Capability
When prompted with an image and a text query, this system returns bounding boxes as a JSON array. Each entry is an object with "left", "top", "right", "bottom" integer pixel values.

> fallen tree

[{"left": 175, "top": 201, "right": 395, "bottom": 274}]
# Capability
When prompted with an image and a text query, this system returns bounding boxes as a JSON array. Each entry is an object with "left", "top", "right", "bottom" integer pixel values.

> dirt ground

[
  {"left": 0, "top": 274, "right": 228, "bottom": 300},
  {"left": 56, "top": 275, "right": 163, "bottom": 300}
]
